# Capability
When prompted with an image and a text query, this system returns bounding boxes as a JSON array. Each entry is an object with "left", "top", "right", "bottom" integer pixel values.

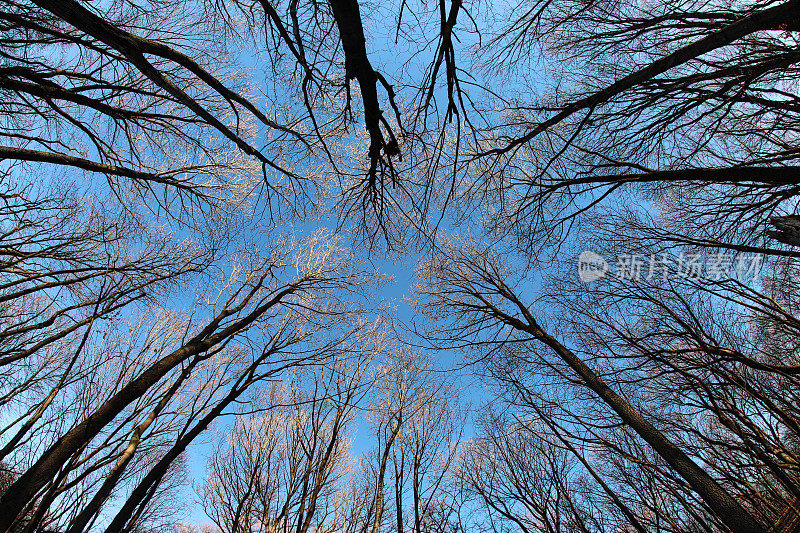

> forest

[{"left": 0, "top": 0, "right": 799, "bottom": 531}]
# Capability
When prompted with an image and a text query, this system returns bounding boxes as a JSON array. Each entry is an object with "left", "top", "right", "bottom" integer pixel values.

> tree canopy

[{"left": 1, "top": 0, "right": 800, "bottom": 532}]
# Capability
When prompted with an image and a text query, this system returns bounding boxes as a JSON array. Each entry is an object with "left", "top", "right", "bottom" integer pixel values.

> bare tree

[
  {"left": 0, "top": 222, "right": 376, "bottom": 532},
  {"left": 415, "top": 239, "right": 778, "bottom": 533},
  {"left": 353, "top": 349, "right": 465, "bottom": 533},
  {"left": 0, "top": 0, "right": 487, "bottom": 240},
  {"left": 448, "top": 0, "right": 800, "bottom": 260},
  {"left": 199, "top": 322, "right": 383, "bottom": 533}
]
